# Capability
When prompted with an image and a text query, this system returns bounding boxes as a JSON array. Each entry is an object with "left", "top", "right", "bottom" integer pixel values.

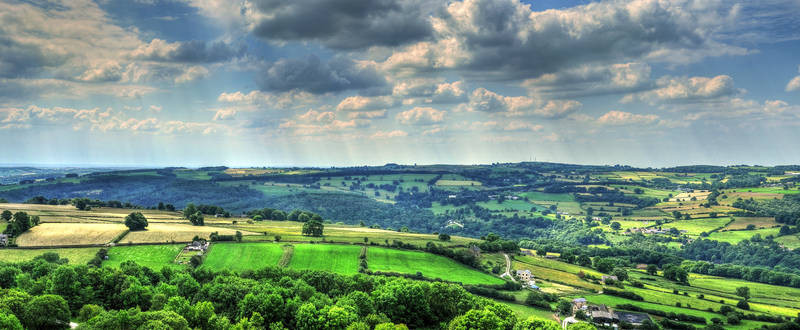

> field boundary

[
  {"left": 111, "top": 229, "right": 130, "bottom": 243},
  {"left": 278, "top": 244, "right": 294, "bottom": 267}
]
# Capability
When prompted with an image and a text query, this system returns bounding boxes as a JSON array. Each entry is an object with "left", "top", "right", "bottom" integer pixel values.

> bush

[{"left": 78, "top": 304, "right": 105, "bottom": 322}]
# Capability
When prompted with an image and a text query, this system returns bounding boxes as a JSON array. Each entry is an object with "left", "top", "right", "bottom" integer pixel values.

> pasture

[
  {"left": 0, "top": 247, "right": 99, "bottom": 264},
  {"left": 724, "top": 217, "right": 778, "bottom": 230},
  {"left": 367, "top": 247, "right": 505, "bottom": 285},
  {"left": 776, "top": 234, "right": 800, "bottom": 249},
  {"left": 660, "top": 217, "right": 732, "bottom": 236},
  {"left": 121, "top": 223, "right": 255, "bottom": 243},
  {"left": 15, "top": 223, "right": 128, "bottom": 246},
  {"left": 202, "top": 242, "right": 284, "bottom": 271},
  {"left": 707, "top": 227, "right": 781, "bottom": 244},
  {"left": 288, "top": 244, "right": 361, "bottom": 275},
  {"left": 104, "top": 244, "right": 183, "bottom": 269}
]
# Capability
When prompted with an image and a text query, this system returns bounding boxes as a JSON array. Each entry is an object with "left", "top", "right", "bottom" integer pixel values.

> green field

[
  {"left": 776, "top": 234, "right": 800, "bottom": 249},
  {"left": 288, "top": 244, "right": 362, "bottom": 275},
  {"left": 707, "top": 227, "right": 781, "bottom": 243},
  {"left": 660, "top": 217, "right": 732, "bottom": 236},
  {"left": 0, "top": 247, "right": 99, "bottom": 264},
  {"left": 104, "top": 244, "right": 183, "bottom": 269},
  {"left": 368, "top": 247, "right": 505, "bottom": 285},
  {"left": 202, "top": 242, "right": 284, "bottom": 271},
  {"left": 519, "top": 191, "right": 575, "bottom": 202}
]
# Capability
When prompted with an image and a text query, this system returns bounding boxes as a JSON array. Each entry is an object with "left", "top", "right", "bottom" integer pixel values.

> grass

[
  {"left": 776, "top": 234, "right": 800, "bottom": 249},
  {"left": 367, "top": 247, "right": 505, "bottom": 285},
  {"left": 0, "top": 247, "right": 99, "bottom": 264},
  {"left": 494, "top": 299, "right": 556, "bottom": 321},
  {"left": 288, "top": 244, "right": 362, "bottom": 275},
  {"left": 104, "top": 244, "right": 183, "bottom": 270},
  {"left": 660, "top": 217, "right": 732, "bottom": 236},
  {"left": 707, "top": 227, "right": 780, "bottom": 244},
  {"left": 15, "top": 223, "right": 128, "bottom": 246},
  {"left": 234, "top": 220, "right": 478, "bottom": 248},
  {"left": 520, "top": 191, "right": 575, "bottom": 202},
  {"left": 476, "top": 200, "right": 534, "bottom": 212},
  {"left": 435, "top": 179, "right": 482, "bottom": 186},
  {"left": 724, "top": 217, "right": 778, "bottom": 230},
  {"left": 202, "top": 242, "right": 284, "bottom": 271},
  {"left": 511, "top": 260, "right": 601, "bottom": 292},
  {"left": 122, "top": 224, "right": 255, "bottom": 243}
]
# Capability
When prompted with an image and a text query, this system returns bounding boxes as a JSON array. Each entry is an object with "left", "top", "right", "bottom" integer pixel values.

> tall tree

[{"left": 124, "top": 212, "right": 149, "bottom": 231}]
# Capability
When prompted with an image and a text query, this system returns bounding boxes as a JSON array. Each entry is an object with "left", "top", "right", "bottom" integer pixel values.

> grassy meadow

[
  {"left": 104, "top": 244, "right": 184, "bottom": 269},
  {"left": 202, "top": 242, "right": 284, "bottom": 271},
  {"left": 367, "top": 247, "right": 505, "bottom": 285},
  {"left": 287, "top": 244, "right": 362, "bottom": 275}
]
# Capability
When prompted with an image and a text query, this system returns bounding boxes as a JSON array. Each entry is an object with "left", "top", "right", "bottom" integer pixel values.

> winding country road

[{"left": 500, "top": 253, "right": 516, "bottom": 282}]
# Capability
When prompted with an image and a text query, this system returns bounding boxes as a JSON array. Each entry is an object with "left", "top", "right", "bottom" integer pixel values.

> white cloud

[
  {"left": 384, "top": 0, "right": 749, "bottom": 80},
  {"left": 371, "top": 130, "right": 408, "bottom": 139},
  {"left": 336, "top": 96, "right": 395, "bottom": 112},
  {"left": 213, "top": 108, "right": 237, "bottom": 121},
  {"left": 623, "top": 75, "right": 740, "bottom": 104},
  {"left": 787, "top": 67, "right": 800, "bottom": 92},
  {"left": 217, "top": 90, "right": 316, "bottom": 109},
  {"left": 396, "top": 107, "right": 446, "bottom": 125},
  {"left": 597, "top": 110, "right": 659, "bottom": 125},
  {"left": 174, "top": 66, "right": 209, "bottom": 84},
  {"left": 467, "top": 88, "right": 581, "bottom": 118}
]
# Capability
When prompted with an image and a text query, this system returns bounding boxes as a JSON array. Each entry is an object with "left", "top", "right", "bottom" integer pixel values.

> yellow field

[
  {"left": 0, "top": 203, "right": 185, "bottom": 224},
  {"left": 15, "top": 223, "right": 128, "bottom": 246},
  {"left": 435, "top": 179, "right": 482, "bottom": 186},
  {"left": 0, "top": 247, "right": 99, "bottom": 264},
  {"left": 668, "top": 191, "right": 711, "bottom": 202},
  {"left": 724, "top": 217, "right": 778, "bottom": 230},
  {"left": 121, "top": 223, "right": 258, "bottom": 243}
]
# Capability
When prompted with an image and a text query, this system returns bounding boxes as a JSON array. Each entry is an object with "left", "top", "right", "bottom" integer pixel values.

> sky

[{"left": 1, "top": 0, "right": 800, "bottom": 167}]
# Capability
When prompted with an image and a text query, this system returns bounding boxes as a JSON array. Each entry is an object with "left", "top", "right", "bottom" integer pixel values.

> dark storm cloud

[
  {"left": 133, "top": 39, "right": 245, "bottom": 63},
  {"left": 257, "top": 55, "right": 387, "bottom": 94},
  {"left": 248, "top": 0, "right": 433, "bottom": 49},
  {"left": 0, "top": 37, "right": 61, "bottom": 78}
]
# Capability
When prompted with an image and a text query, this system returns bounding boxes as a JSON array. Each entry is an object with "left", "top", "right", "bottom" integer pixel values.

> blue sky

[{"left": 1, "top": 0, "right": 800, "bottom": 167}]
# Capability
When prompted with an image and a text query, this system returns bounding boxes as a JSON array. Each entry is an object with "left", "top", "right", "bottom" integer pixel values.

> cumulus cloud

[
  {"left": 787, "top": 66, "right": 800, "bottom": 92},
  {"left": 336, "top": 96, "right": 395, "bottom": 112},
  {"left": 623, "top": 75, "right": 740, "bottom": 104},
  {"left": 174, "top": 66, "right": 210, "bottom": 83},
  {"left": 213, "top": 108, "right": 237, "bottom": 121},
  {"left": 523, "top": 62, "right": 652, "bottom": 98},
  {"left": 131, "top": 39, "right": 245, "bottom": 63},
  {"left": 384, "top": 0, "right": 748, "bottom": 80},
  {"left": 258, "top": 55, "right": 387, "bottom": 94},
  {"left": 0, "top": 105, "right": 220, "bottom": 134},
  {"left": 392, "top": 79, "right": 467, "bottom": 104},
  {"left": 217, "top": 90, "right": 316, "bottom": 109},
  {"left": 246, "top": 0, "right": 433, "bottom": 49},
  {"left": 347, "top": 110, "right": 387, "bottom": 119},
  {"left": 371, "top": 130, "right": 408, "bottom": 139},
  {"left": 597, "top": 110, "right": 659, "bottom": 125},
  {"left": 396, "top": 107, "right": 445, "bottom": 125},
  {"left": 467, "top": 88, "right": 581, "bottom": 118}
]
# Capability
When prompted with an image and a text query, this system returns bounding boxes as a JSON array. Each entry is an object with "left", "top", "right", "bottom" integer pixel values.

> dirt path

[{"left": 500, "top": 253, "right": 516, "bottom": 282}]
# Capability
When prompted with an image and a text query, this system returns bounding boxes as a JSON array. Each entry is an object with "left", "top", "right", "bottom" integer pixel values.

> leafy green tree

[
  {"left": 235, "top": 231, "right": 243, "bottom": 242},
  {"left": 124, "top": 212, "right": 148, "bottom": 231},
  {"left": 188, "top": 211, "right": 205, "bottom": 226},
  {"left": 302, "top": 219, "right": 324, "bottom": 237},
  {"left": 23, "top": 294, "right": 70, "bottom": 329},
  {"left": 610, "top": 222, "right": 621, "bottom": 230},
  {"left": 447, "top": 308, "right": 504, "bottom": 330},
  {"left": 438, "top": 233, "right": 451, "bottom": 241},
  {"left": 557, "top": 300, "right": 572, "bottom": 315},
  {"left": 737, "top": 300, "right": 750, "bottom": 310},
  {"left": 0, "top": 312, "right": 23, "bottom": 330},
  {"left": 0, "top": 265, "right": 20, "bottom": 288},
  {"left": 183, "top": 203, "right": 197, "bottom": 219},
  {"left": 77, "top": 304, "right": 105, "bottom": 322},
  {"left": 515, "top": 316, "right": 560, "bottom": 330},
  {"left": 49, "top": 266, "right": 83, "bottom": 310},
  {"left": 593, "top": 258, "right": 615, "bottom": 273},
  {"left": 663, "top": 264, "right": 688, "bottom": 283},
  {"left": 611, "top": 268, "right": 628, "bottom": 282},
  {"left": 567, "top": 322, "right": 597, "bottom": 330},
  {"left": 646, "top": 264, "right": 658, "bottom": 275},
  {"left": 736, "top": 286, "right": 750, "bottom": 300},
  {"left": 1, "top": 210, "right": 11, "bottom": 221}
]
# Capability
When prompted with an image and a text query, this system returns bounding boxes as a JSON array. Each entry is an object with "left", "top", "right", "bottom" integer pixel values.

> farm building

[
  {"left": 186, "top": 240, "right": 210, "bottom": 252},
  {"left": 0, "top": 234, "right": 8, "bottom": 246},
  {"left": 517, "top": 269, "right": 532, "bottom": 281},
  {"left": 615, "top": 311, "right": 651, "bottom": 326},
  {"left": 601, "top": 275, "right": 618, "bottom": 283},
  {"left": 572, "top": 298, "right": 588, "bottom": 312},
  {"left": 636, "top": 264, "right": 648, "bottom": 270}
]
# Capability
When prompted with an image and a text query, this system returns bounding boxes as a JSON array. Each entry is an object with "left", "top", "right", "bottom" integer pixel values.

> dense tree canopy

[{"left": 124, "top": 212, "right": 148, "bottom": 231}]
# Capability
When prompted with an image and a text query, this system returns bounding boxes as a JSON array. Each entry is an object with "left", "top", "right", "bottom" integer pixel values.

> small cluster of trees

[
  {"left": 183, "top": 204, "right": 205, "bottom": 226},
  {"left": 302, "top": 220, "right": 324, "bottom": 237},
  {"left": 1, "top": 210, "right": 40, "bottom": 237},
  {"left": 124, "top": 212, "right": 148, "bottom": 231}
]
